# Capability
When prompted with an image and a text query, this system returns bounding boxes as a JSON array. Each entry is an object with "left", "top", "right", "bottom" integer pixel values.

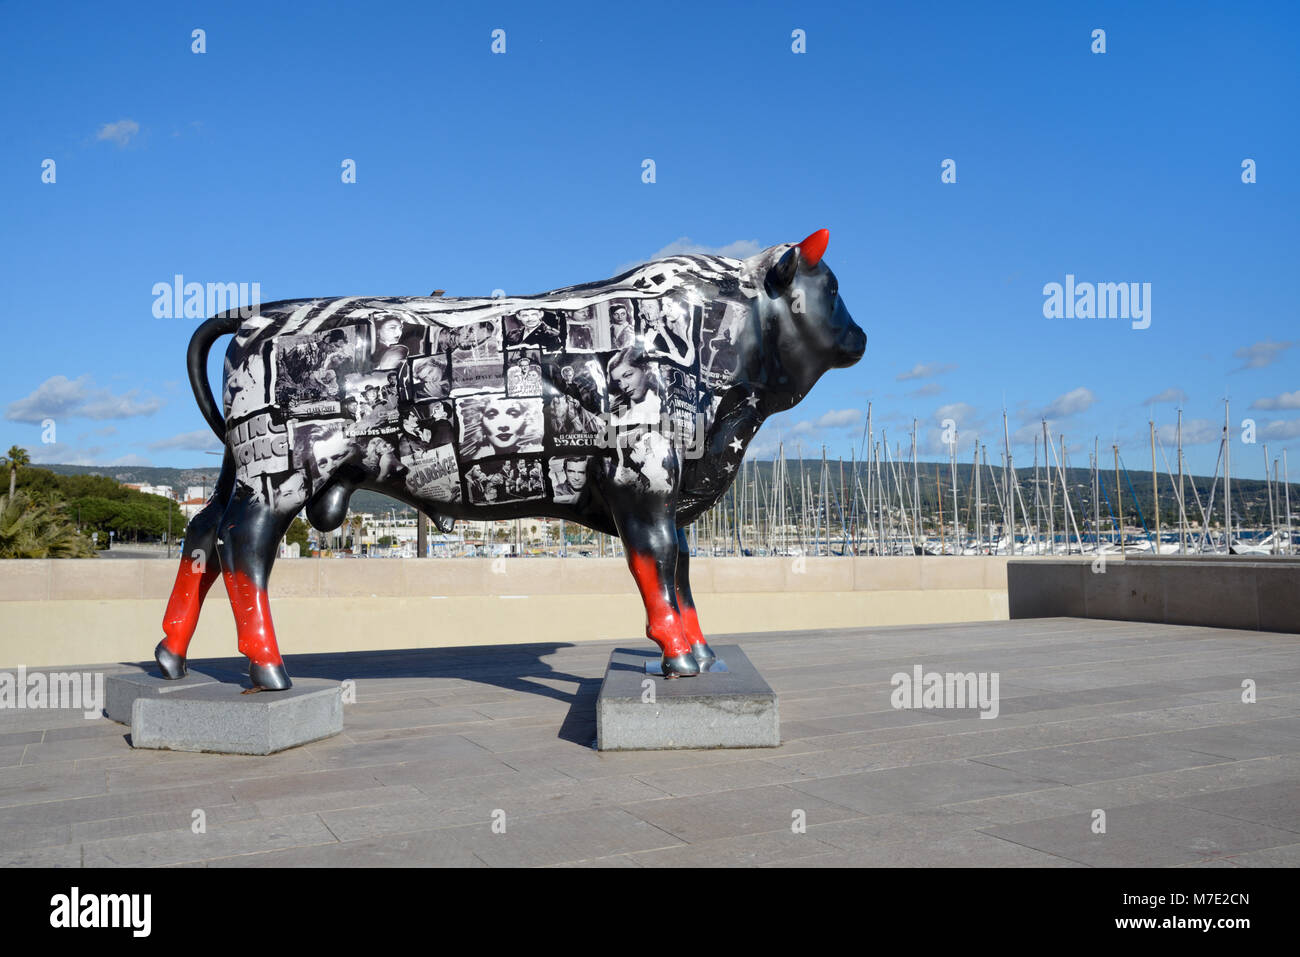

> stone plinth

[
  {"left": 129, "top": 678, "right": 343, "bottom": 755},
  {"left": 596, "top": 644, "right": 779, "bottom": 751},
  {"left": 103, "top": 668, "right": 224, "bottom": 725}
]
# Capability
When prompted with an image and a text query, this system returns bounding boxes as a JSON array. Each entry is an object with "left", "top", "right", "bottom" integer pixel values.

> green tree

[
  {"left": 3, "top": 446, "right": 31, "bottom": 499},
  {"left": 0, "top": 491, "right": 96, "bottom": 558},
  {"left": 286, "top": 517, "right": 310, "bottom": 552}
]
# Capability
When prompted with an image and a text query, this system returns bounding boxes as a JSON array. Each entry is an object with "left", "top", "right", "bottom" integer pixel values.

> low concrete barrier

[
  {"left": 0, "top": 556, "right": 1011, "bottom": 669},
  {"left": 1008, "top": 557, "right": 1299, "bottom": 633}
]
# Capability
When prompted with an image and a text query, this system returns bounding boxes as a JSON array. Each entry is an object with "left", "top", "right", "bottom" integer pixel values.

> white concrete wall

[{"left": 0, "top": 557, "right": 1011, "bottom": 668}]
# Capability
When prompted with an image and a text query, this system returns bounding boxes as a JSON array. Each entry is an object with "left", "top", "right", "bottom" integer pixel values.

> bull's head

[{"left": 749, "top": 228, "right": 866, "bottom": 411}]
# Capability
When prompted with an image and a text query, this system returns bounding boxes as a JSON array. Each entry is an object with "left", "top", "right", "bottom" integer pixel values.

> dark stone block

[{"left": 596, "top": 645, "right": 778, "bottom": 750}]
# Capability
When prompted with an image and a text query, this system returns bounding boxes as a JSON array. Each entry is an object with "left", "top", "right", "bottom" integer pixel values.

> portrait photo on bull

[
  {"left": 159, "top": 228, "right": 865, "bottom": 688},
  {"left": 505, "top": 348, "right": 543, "bottom": 396},
  {"left": 504, "top": 306, "right": 563, "bottom": 352},
  {"left": 543, "top": 355, "right": 607, "bottom": 448},
  {"left": 456, "top": 394, "right": 545, "bottom": 459},
  {"left": 398, "top": 399, "right": 456, "bottom": 455},
  {"left": 548, "top": 456, "right": 592, "bottom": 504}
]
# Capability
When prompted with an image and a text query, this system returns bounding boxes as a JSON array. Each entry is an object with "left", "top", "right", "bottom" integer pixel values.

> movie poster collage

[{"left": 220, "top": 291, "right": 739, "bottom": 513}]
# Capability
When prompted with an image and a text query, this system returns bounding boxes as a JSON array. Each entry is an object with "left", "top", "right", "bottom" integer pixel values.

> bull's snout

[{"left": 833, "top": 324, "right": 867, "bottom": 368}]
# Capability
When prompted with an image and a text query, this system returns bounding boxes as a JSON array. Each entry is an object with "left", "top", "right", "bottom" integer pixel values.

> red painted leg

[
  {"left": 628, "top": 551, "right": 698, "bottom": 677},
  {"left": 160, "top": 552, "right": 219, "bottom": 660},
  {"left": 675, "top": 528, "right": 715, "bottom": 665},
  {"left": 214, "top": 491, "right": 293, "bottom": 691},
  {"left": 221, "top": 568, "right": 284, "bottom": 669},
  {"left": 155, "top": 484, "right": 230, "bottom": 679},
  {"left": 679, "top": 604, "right": 706, "bottom": 648}
]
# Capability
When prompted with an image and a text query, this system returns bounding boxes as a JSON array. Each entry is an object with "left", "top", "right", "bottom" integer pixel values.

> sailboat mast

[
  {"left": 1266, "top": 445, "right": 1276, "bottom": 554},
  {"left": 1224, "top": 399, "right": 1232, "bottom": 551},
  {"left": 950, "top": 428, "right": 959, "bottom": 552},
  {"left": 1114, "top": 443, "right": 1124, "bottom": 555},
  {"left": 1285, "top": 450, "right": 1293, "bottom": 556},
  {"left": 1093, "top": 437, "right": 1101, "bottom": 553},
  {"left": 1178, "top": 410, "right": 1186, "bottom": 554},
  {"left": 911, "top": 420, "right": 920, "bottom": 551},
  {"left": 1044, "top": 421, "right": 1054, "bottom": 554},
  {"left": 1151, "top": 419, "right": 1160, "bottom": 551},
  {"left": 1003, "top": 411, "right": 1016, "bottom": 555}
]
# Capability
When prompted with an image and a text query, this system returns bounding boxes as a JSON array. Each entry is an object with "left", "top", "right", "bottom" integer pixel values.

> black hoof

[
  {"left": 155, "top": 641, "right": 187, "bottom": 680},
  {"left": 248, "top": 661, "right": 292, "bottom": 691},
  {"left": 661, "top": 653, "right": 701, "bottom": 679},
  {"left": 690, "top": 641, "right": 717, "bottom": 666}
]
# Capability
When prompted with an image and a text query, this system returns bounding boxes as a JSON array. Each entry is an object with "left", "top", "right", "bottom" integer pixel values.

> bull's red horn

[{"left": 797, "top": 228, "right": 829, "bottom": 267}]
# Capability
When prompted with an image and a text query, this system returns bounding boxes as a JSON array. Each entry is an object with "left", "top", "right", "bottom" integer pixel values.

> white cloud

[
  {"left": 1142, "top": 387, "right": 1188, "bottom": 405},
  {"left": 896, "top": 362, "right": 956, "bottom": 382},
  {"left": 147, "top": 430, "right": 220, "bottom": 452},
  {"left": 96, "top": 119, "right": 140, "bottom": 147},
  {"left": 1155, "top": 418, "right": 1222, "bottom": 446},
  {"left": 4, "top": 375, "right": 164, "bottom": 423},
  {"left": 812, "top": 409, "right": 861, "bottom": 429},
  {"left": 746, "top": 407, "right": 863, "bottom": 458},
  {"left": 1251, "top": 391, "right": 1300, "bottom": 411},
  {"left": 28, "top": 443, "right": 110, "bottom": 466},
  {"left": 1261, "top": 418, "right": 1300, "bottom": 441},
  {"left": 1036, "top": 387, "right": 1096, "bottom": 420},
  {"left": 1233, "top": 339, "right": 1294, "bottom": 371},
  {"left": 908, "top": 382, "right": 943, "bottom": 398},
  {"left": 1010, "top": 423, "right": 1045, "bottom": 446},
  {"left": 934, "top": 402, "right": 979, "bottom": 426}
]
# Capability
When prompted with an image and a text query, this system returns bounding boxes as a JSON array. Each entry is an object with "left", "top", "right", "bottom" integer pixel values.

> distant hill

[
  {"left": 33, "top": 459, "right": 1297, "bottom": 529},
  {"left": 37, "top": 464, "right": 410, "bottom": 515}
]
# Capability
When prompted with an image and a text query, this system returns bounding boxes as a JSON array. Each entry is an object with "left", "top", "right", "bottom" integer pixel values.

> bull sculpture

[{"left": 159, "top": 229, "right": 865, "bottom": 689}]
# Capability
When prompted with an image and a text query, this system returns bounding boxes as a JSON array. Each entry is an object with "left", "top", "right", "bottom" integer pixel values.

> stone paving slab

[{"left": 0, "top": 616, "right": 1297, "bottom": 867}]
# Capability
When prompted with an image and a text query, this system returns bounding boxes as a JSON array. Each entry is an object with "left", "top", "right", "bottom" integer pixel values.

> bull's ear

[{"left": 764, "top": 247, "right": 800, "bottom": 298}]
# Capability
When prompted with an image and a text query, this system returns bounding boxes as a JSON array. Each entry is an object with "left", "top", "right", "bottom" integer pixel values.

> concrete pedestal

[
  {"left": 103, "top": 668, "right": 223, "bottom": 725},
  {"left": 105, "top": 668, "right": 343, "bottom": 755},
  {"left": 596, "top": 644, "right": 779, "bottom": 751}
]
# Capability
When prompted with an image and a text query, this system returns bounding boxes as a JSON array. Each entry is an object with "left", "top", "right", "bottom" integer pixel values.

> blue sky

[{"left": 2, "top": 1, "right": 1297, "bottom": 481}]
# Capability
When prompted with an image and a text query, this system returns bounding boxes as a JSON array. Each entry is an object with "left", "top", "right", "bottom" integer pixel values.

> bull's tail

[{"left": 188, "top": 313, "right": 244, "bottom": 441}]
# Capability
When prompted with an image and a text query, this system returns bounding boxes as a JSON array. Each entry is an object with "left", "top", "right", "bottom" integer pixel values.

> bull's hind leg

[
  {"left": 216, "top": 488, "right": 295, "bottom": 691},
  {"left": 674, "top": 527, "right": 716, "bottom": 667},
  {"left": 156, "top": 453, "right": 235, "bottom": 678}
]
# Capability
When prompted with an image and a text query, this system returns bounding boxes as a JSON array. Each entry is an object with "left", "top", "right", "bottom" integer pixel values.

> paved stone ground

[{"left": 2, "top": 617, "right": 1298, "bottom": 867}]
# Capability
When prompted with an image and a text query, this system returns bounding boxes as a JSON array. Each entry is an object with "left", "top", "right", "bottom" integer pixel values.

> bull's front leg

[
  {"left": 674, "top": 527, "right": 716, "bottom": 666},
  {"left": 606, "top": 440, "right": 699, "bottom": 678}
]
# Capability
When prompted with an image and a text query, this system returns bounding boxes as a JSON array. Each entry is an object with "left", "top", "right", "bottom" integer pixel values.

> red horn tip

[{"left": 798, "top": 228, "right": 830, "bottom": 267}]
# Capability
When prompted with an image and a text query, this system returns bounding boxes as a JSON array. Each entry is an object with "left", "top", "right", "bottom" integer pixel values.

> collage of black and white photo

[{"left": 219, "top": 279, "right": 736, "bottom": 514}]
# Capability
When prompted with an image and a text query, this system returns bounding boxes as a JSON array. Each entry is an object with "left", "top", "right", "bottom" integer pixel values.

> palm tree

[
  {"left": 3, "top": 446, "right": 31, "bottom": 499},
  {"left": 0, "top": 491, "right": 96, "bottom": 558}
]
